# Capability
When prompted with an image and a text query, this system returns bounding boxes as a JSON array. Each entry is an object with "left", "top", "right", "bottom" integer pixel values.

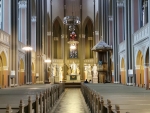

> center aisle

[{"left": 51, "top": 88, "right": 90, "bottom": 113}]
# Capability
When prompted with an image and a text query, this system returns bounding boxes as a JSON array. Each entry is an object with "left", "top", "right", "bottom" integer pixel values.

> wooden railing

[
  {"left": 4, "top": 83, "right": 65, "bottom": 113},
  {"left": 81, "top": 83, "right": 121, "bottom": 113}
]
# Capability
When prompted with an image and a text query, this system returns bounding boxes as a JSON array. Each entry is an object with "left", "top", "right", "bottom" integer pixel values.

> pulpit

[{"left": 92, "top": 41, "right": 112, "bottom": 83}]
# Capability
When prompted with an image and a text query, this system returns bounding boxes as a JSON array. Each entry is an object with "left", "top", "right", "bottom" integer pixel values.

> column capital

[
  {"left": 82, "top": 34, "right": 85, "bottom": 38},
  {"left": 117, "top": 0, "right": 124, "bottom": 7},
  {"left": 61, "top": 34, "right": 64, "bottom": 38},
  {"left": 135, "top": 65, "right": 140, "bottom": 69},
  {"left": 95, "top": 31, "right": 99, "bottom": 36},
  {"left": 18, "top": 1, "right": 27, "bottom": 9},
  {"left": 31, "top": 16, "right": 36, "bottom": 22},
  {"left": 108, "top": 16, "right": 113, "bottom": 21},
  {"left": 144, "top": 1, "right": 148, "bottom": 7},
  {"left": 47, "top": 32, "right": 51, "bottom": 36}
]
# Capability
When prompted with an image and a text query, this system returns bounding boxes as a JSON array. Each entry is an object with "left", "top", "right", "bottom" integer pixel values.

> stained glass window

[
  {"left": 69, "top": 31, "right": 78, "bottom": 58},
  {"left": 70, "top": 47, "right": 78, "bottom": 58}
]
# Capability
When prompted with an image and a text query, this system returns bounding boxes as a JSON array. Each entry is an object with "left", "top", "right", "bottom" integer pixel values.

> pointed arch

[
  {"left": 19, "top": 59, "right": 25, "bottom": 85},
  {"left": 1, "top": 51, "right": 7, "bottom": 66},
  {"left": 53, "top": 16, "right": 63, "bottom": 33},
  {"left": 145, "top": 47, "right": 149, "bottom": 64},
  {"left": 32, "top": 62, "right": 34, "bottom": 71},
  {"left": 20, "top": 59, "right": 24, "bottom": 70},
  {"left": 136, "top": 50, "right": 144, "bottom": 86},
  {"left": 53, "top": 17, "right": 63, "bottom": 59},
  {"left": 82, "top": 16, "right": 93, "bottom": 33},
  {"left": 121, "top": 58, "right": 125, "bottom": 68},
  {"left": 136, "top": 50, "right": 143, "bottom": 65},
  {"left": 0, "top": 56, "right": 3, "bottom": 87},
  {"left": 120, "top": 58, "right": 126, "bottom": 84},
  {"left": 83, "top": 16, "right": 94, "bottom": 59}
]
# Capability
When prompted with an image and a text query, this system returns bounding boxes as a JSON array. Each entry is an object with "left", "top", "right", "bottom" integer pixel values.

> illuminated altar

[{"left": 66, "top": 62, "right": 81, "bottom": 82}]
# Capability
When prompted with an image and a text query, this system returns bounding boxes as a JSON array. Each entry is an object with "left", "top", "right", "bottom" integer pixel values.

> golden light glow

[
  {"left": 44, "top": 59, "right": 51, "bottom": 63},
  {"left": 70, "top": 44, "right": 76, "bottom": 49}
]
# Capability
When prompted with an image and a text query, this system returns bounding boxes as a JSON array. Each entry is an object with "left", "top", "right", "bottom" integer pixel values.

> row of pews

[{"left": 0, "top": 83, "right": 65, "bottom": 113}]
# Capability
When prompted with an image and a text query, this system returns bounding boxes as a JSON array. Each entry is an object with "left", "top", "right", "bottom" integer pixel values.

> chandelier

[
  {"left": 63, "top": 3, "right": 80, "bottom": 50},
  {"left": 69, "top": 25, "right": 75, "bottom": 31},
  {"left": 63, "top": 16, "right": 80, "bottom": 26}
]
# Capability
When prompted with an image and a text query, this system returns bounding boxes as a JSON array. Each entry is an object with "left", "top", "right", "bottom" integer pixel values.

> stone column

[
  {"left": 26, "top": 0, "right": 32, "bottom": 84},
  {"left": 11, "top": 0, "right": 18, "bottom": 86},
  {"left": 112, "top": 0, "right": 118, "bottom": 83},
  {"left": 36, "top": 0, "right": 44, "bottom": 83}
]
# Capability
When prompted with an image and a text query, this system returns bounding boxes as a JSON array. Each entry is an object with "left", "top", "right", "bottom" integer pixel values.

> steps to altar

[{"left": 65, "top": 82, "right": 81, "bottom": 88}]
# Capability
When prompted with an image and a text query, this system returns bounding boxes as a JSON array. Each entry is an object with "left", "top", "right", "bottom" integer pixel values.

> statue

[
  {"left": 92, "top": 64, "right": 98, "bottom": 78},
  {"left": 84, "top": 66, "right": 88, "bottom": 80},
  {"left": 51, "top": 66, "right": 56, "bottom": 76},
  {"left": 67, "top": 67, "right": 71, "bottom": 75},
  {"left": 70, "top": 62, "right": 77, "bottom": 75},
  {"left": 77, "top": 67, "right": 80, "bottom": 75},
  {"left": 87, "top": 64, "right": 92, "bottom": 76},
  {"left": 59, "top": 66, "right": 63, "bottom": 81}
]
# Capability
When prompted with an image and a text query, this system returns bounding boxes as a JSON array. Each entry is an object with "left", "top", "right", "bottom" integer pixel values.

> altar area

[
  {"left": 66, "top": 62, "right": 81, "bottom": 83},
  {"left": 66, "top": 75, "right": 81, "bottom": 82}
]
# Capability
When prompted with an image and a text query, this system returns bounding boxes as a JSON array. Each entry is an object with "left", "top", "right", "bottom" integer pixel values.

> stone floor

[
  {"left": 51, "top": 88, "right": 90, "bottom": 113},
  {"left": 85, "top": 83, "right": 150, "bottom": 113}
]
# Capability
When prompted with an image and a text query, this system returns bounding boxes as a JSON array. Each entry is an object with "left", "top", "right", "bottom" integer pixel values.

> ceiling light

[{"left": 70, "top": 44, "right": 76, "bottom": 49}]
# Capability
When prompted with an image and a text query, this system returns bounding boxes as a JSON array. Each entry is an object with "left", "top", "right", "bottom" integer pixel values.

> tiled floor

[{"left": 51, "top": 88, "right": 90, "bottom": 113}]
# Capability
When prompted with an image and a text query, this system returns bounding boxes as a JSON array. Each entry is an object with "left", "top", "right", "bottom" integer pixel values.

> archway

[
  {"left": 19, "top": 59, "right": 25, "bottom": 85},
  {"left": 32, "top": 63, "right": 35, "bottom": 84},
  {"left": 121, "top": 58, "right": 126, "bottom": 84},
  {"left": 0, "top": 56, "right": 3, "bottom": 88},
  {"left": 111, "top": 59, "right": 114, "bottom": 83},
  {"left": 53, "top": 18, "right": 62, "bottom": 59},
  {"left": 1, "top": 51, "right": 7, "bottom": 87},
  {"left": 136, "top": 50, "right": 144, "bottom": 86},
  {"left": 145, "top": 48, "right": 149, "bottom": 87},
  {"left": 83, "top": 17, "right": 94, "bottom": 59}
]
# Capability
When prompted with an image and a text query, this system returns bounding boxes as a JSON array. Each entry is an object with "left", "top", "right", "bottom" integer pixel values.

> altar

[{"left": 66, "top": 74, "right": 81, "bottom": 82}]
